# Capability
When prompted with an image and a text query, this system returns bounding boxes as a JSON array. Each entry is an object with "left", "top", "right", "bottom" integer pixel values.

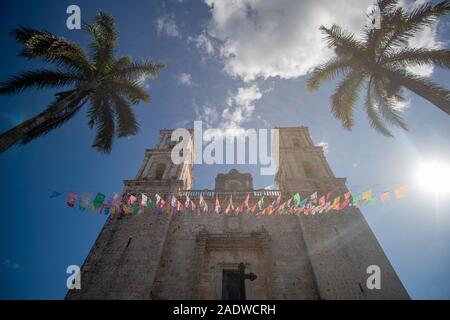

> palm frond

[
  {"left": 110, "top": 92, "right": 139, "bottom": 137},
  {"left": 88, "top": 95, "right": 115, "bottom": 153},
  {"left": 84, "top": 11, "right": 117, "bottom": 70},
  {"left": 373, "top": 77, "right": 408, "bottom": 131},
  {"left": 12, "top": 26, "right": 92, "bottom": 74},
  {"left": 306, "top": 57, "right": 352, "bottom": 91},
  {"left": 320, "top": 25, "right": 365, "bottom": 54},
  {"left": 0, "top": 69, "right": 80, "bottom": 95},
  {"left": 378, "top": 1, "right": 450, "bottom": 56},
  {"left": 365, "top": 82, "right": 394, "bottom": 137},
  {"left": 107, "top": 79, "right": 150, "bottom": 104},
  {"left": 377, "top": 0, "right": 399, "bottom": 13},
  {"left": 87, "top": 93, "right": 104, "bottom": 129},
  {"left": 384, "top": 48, "right": 450, "bottom": 69},
  {"left": 11, "top": 25, "right": 52, "bottom": 43},
  {"left": 112, "top": 59, "right": 166, "bottom": 80},
  {"left": 330, "top": 69, "right": 367, "bottom": 129}
]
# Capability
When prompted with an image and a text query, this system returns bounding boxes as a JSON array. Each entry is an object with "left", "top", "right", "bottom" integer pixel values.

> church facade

[{"left": 66, "top": 127, "right": 409, "bottom": 300}]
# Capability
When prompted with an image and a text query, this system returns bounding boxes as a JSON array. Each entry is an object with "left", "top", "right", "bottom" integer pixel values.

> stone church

[{"left": 66, "top": 126, "right": 409, "bottom": 300}]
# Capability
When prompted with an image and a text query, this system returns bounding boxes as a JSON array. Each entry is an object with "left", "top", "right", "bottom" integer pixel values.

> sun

[{"left": 417, "top": 161, "right": 450, "bottom": 195}]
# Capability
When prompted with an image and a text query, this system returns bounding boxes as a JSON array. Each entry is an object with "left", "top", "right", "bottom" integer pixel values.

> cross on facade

[{"left": 237, "top": 263, "right": 257, "bottom": 300}]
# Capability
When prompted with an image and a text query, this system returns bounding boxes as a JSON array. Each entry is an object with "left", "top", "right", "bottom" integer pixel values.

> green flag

[
  {"left": 257, "top": 196, "right": 265, "bottom": 210},
  {"left": 352, "top": 194, "right": 362, "bottom": 206},
  {"left": 132, "top": 202, "right": 140, "bottom": 214},
  {"left": 93, "top": 193, "right": 106, "bottom": 208},
  {"left": 147, "top": 197, "right": 153, "bottom": 209},
  {"left": 292, "top": 193, "right": 301, "bottom": 206}
]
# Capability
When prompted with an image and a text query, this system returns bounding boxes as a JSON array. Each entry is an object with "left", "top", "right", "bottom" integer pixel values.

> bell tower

[
  {"left": 275, "top": 126, "right": 346, "bottom": 194},
  {"left": 124, "top": 129, "right": 194, "bottom": 195},
  {"left": 65, "top": 129, "right": 195, "bottom": 300},
  {"left": 274, "top": 127, "right": 409, "bottom": 299}
]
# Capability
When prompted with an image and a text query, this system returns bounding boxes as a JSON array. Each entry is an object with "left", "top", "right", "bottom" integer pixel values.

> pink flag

[
  {"left": 242, "top": 193, "right": 251, "bottom": 212},
  {"left": 379, "top": 191, "right": 390, "bottom": 203},
  {"left": 128, "top": 194, "right": 137, "bottom": 205},
  {"left": 66, "top": 192, "right": 77, "bottom": 208}
]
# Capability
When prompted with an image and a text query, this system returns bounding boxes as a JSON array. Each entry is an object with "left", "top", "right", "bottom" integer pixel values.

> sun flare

[{"left": 417, "top": 161, "right": 450, "bottom": 195}]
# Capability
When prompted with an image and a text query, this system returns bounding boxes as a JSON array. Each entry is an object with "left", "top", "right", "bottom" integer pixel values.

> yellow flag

[
  {"left": 332, "top": 196, "right": 341, "bottom": 210},
  {"left": 362, "top": 189, "right": 373, "bottom": 202},
  {"left": 394, "top": 186, "right": 407, "bottom": 199},
  {"left": 123, "top": 205, "right": 131, "bottom": 214}
]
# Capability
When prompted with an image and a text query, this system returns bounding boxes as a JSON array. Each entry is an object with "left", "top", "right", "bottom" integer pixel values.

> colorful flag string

[{"left": 51, "top": 184, "right": 410, "bottom": 218}]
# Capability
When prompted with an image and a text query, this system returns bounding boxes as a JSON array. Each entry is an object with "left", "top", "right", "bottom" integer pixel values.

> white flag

[{"left": 141, "top": 194, "right": 148, "bottom": 207}]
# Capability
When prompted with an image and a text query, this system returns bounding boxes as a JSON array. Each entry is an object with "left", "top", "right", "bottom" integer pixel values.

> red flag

[
  {"left": 264, "top": 204, "right": 273, "bottom": 215},
  {"left": 243, "top": 193, "right": 250, "bottom": 209},
  {"left": 340, "top": 192, "right": 352, "bottom": 210},
  {"left": 318, "top": 196, "right": 326, "bottom": 206}
]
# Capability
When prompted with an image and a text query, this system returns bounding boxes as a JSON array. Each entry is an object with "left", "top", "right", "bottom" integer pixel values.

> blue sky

[{"left": 0, "top": 0, "right": 449, "bottom": 299}]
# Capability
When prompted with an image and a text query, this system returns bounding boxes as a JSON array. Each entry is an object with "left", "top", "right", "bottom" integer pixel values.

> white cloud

[
  {"left": 156, "top": 14, "right": 181, "bottom": 38},
  {"left": 188, "top": 32, "right": 215, "bottom": 57},
  {"left": 230, "top": 84, "right": 263, "bottom": 107},
  {"left": 201, "top": 0, "right": 374, "bottom": 82},
  {"left": 195, "top": 104, "right": 219, "bottom": 125},
  {"left": 398, "top": 0, "right": 443, "bottom": 77},
  {"left": 199, "top": 0, "right": 443, "bottom": 81},
  {"left": 317, "top": 141, "right": 329, "bottom": 154},
  {"left": 176, "top": 73, "right": 195, "bottom": 86},
  {"left": 387, "top": 0, "right": 444, "bottom": 78},
  {"left": 195, "top": 84, "right": 263, "bottom": 138}
]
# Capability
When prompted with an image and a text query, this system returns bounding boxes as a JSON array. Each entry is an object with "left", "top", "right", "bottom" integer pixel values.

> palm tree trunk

[
  {"left": 386, "top": 71, "right": 450, "bottom": 116},
  {"left": 0, "top": 91, "right": 80, "bottom": 153}
]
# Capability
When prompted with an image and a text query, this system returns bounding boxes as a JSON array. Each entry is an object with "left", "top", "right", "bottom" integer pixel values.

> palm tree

[
  {"left": 0, "top": 12, "right": 164, "bottom": 153},
  {"left": 307, "top": 0, "right": 450, "bottom": 136}
]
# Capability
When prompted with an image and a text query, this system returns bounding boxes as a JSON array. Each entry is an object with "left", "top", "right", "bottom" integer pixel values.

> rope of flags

[{"left": 50, "top": 184, "right": 408, "bottom": 217}]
